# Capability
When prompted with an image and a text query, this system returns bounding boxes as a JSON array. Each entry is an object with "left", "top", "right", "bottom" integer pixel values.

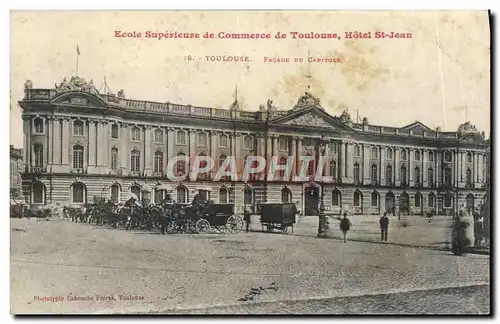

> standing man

[
  {"left": 340, "top": 212, "right": 351, "bottom": 243},
  {"left": 380, "top": 212, "right": 389, "bottom": 241},
  {"left": 244, "top": 208, "right": 251, "bottom": 233}
]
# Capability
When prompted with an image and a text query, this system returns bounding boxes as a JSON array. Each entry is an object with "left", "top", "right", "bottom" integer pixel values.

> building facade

[
  {"left": 19, "top": 76, "right": 488, "bottom": 215},
  {"left": 10, "top": 145, "right": 24, "bottom": 200}
]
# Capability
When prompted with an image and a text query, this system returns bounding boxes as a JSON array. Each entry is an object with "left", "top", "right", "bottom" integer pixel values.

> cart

[
  {"left": 195, "top": 203, "right": 244, "bottom": 234},
  {"left": 260, "top": 203, "right": 297, "bottom": 233}
]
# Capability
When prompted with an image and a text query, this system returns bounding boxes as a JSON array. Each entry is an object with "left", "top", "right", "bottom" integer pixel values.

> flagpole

[{"left": 76, "top": 53, "right": 79, "bottom": 77}]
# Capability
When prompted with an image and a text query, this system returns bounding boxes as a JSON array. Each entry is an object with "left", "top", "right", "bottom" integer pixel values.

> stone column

[
  {"left": 96, "top": 121, "right": 108, "bottom": 173},
  {"left": 340, "top": 141, "right": 346, "bottom": 181},
  {"left": 167, "top": 128, "right": 175, "bottom": 161},
  {"left": 346, "top": 142, "right": 353, "bottom": 180},
  {"left": 451, "top": 152, "right": 456, "bottom": 186},
  {"left": 291, "top": 137, "right": 297, "bottom": 176},
  {"left": 60, "top": 118, "right": 70, "bottom": 172},
  {"left": 422, "top": 149, "right": 428, "bottom": 186},
  {"left": 409, "top": 149, "right": 414, "bottom": 186},
  {"left": 235, "top": 134, "right": 241, "bottom": 174},
  {"left": 47, "top": 118, "right": 53, "bottom": 169},
  {"left": 209, "top": 131, "right": 217, "bottom": 179},
  {"left": 363, "top": 144, "right": 370, "bottom": 184},
  {"left": 477, "top": 153, "right": 483, "bottom": 185},
  {"left": 380, "top": 146, "right": 386, "bottom": 185},
  {"left": 23, "top": 117, "right": 30, "bottom": 169},
  {"left": 87, "top": 120, "right": 97, "bottom": 172},
  {"left": 272, "top": 135, "right": 278, "bottom": 158},
  {"left": 435, "top": 151, "right": 441, "bottom": 185},
  {"left": 296, "top": 137, "right": 303, "bottom": 177},
  {"left": 53, "top": 119, "right": 61, "bottom": 166},
  {"left": 461, "top": 152, "right": 467, "bottom": 186},
  {"left": 120, "top": 124, "right": 129, "bottom": 176},
  {"left": 144, "top": 126, "right": 152, "bottom": 176},
  {"left": 324, "top": 142, "right": 330, "bottom": 178},
  {"left": 394, "top": 148, "right": 400, "bottom": 186}
]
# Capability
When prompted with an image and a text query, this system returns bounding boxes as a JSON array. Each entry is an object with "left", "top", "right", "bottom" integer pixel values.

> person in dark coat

[
  {"left": 244, "top": 209, "right": 251, "bottom": 233},
  {"left": 340, "top": 213, "right": 351, "bottom": 243},
  {"left": 380, "top": 212, "right": 389, "bottom": 241}
]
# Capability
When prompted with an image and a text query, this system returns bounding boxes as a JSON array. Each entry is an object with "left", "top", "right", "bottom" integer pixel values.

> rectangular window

[
  {"left": 111, "top": 125, "right": 119, "bottom": 139},
  {"left": 73, "top": 121, "right": 84, "bottom": 136}
]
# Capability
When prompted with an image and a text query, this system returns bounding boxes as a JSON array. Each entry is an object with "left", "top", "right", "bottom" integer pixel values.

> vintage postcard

[{"left": 10, "top": 10, "right": 491, "bottom": 315}]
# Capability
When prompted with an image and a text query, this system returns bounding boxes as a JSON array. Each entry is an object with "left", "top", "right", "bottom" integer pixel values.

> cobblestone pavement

[
  {"left": 164, "top": 285, "right": 490, "bottom": 315},
  {"left": 10, "top": 218, "right": 490, "bottom": 314}
]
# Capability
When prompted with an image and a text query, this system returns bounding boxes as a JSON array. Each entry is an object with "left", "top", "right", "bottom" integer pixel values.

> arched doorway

[
  {"left": 281, "top": 187, "right": 292, "bottom": 203},
  {"left": 414, "top": 192, "right": 423, "bottom": 215},
  {"left": 385, "top": 191, "right": 395, "bottom": 216},
  {"left": 466, "top": 193, "right": 475, "bottom": 214},
  {"left": 399, "top": 192, "right": 410, "bottom": 215},
  {"left": 304, "top": 183, "right": 320, "bottom": 215}
]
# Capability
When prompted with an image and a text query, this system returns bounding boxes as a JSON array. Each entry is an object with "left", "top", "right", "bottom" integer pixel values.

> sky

[{"left": 10, "top": 10, "right": 490, "bottom": 148}]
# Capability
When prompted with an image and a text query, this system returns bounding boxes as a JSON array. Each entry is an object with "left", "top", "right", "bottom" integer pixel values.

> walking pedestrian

[
  {"left": 340, "top": 212, "right": 351, "bottom": 243},
  {"left": 244, "top": 209, "right": 251, "bottom": 233},
  {"left": 379, "top": 212, "right": 389, "bottom": 241}
]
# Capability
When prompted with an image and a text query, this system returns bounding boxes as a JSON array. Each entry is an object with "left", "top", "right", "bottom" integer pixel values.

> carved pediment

[{"left": 283, "top": 112, "right": 333, "bottom": 128}]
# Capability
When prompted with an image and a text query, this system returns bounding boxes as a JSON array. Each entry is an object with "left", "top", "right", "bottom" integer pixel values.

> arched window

[
  {"left": 219, "top": 134, "right": 228, "bottom": 148},
  {"left": 111, "top": 184, "right": 120, "bottom": 203},
  {"left": 73, "top": 120, "right": 84, "bottom": 136},
  {"left": 354, "top": 191, "right": 362, "bottom": 207},
  {"left": 428, "top": 168, "right": 434, "bottom": 186},
  {"left": 467, "top": 152, "right": 472, "bottom": 163},
  {"left": 466, "top": 168, "right": 472, "bottom": 185},
  {"left": 386, "top": 165, "right": 393, "bottom": 184},
  {"left": 371, "top": 147, "right": 378, "bottom": 158},
  {"left": 244, "top": 188, "right": 253, "bottom": 205},
  {"left": 415, "top": 192, "right": 422, "bottom": 208},
  {"left": 154, "top": 151, "right": 163, "bottom": 173},
  {"left": 371, "top": 164, "right": 378, "bottom": 183},
  {"left": 428, "top": 193, "right": 435, "bottom": 208},
  {"left": 32, "top": 182, "right": 44, "bottom": 204},
  {"left": 34, "top": 143, "right": 43, "bottom": 168},
  {"left": 130, "top": 185, "right": 141, "bottom": 200},
  {"left": 332, "top": 189, "right": 341, "bottom": 206},
  {"left": 198, "top": 133, "right": 207, "bottom": 146},
  {"left": 400, "top": 150, "right": 407, "bottom": 161},
  {"left": 354, "top": 145, "right": 360, "bottom": 157},
  {"left": 130, "top": 150, "right": 140, "bottom": 172},
  {"left": 176, "top": 186, "right": 187, "bottom": 204},
  {"left": 176, "top": 152, "right": 186, "bottom": 176},
  {"left": 243, "top": 136, "right": 253, "bottom": 149},
  {"left": 111, "top": 147, "right": 119, "bottom": 170},
  {"left": 279, "top": 138, "right": 288, "bottom": 151},
  {"left": 219, "top": 187, "right": 229, "bottom": 204},
  {"left": 330, "top": 161, "right": 337, "bottom": 179},
  {"left": 353, "top": 163, "right": 360, "bottom": 182},
  {"left": 131, "top": 127, "right": 141, "bottom": 141},
  {"left": 444, "top": 167, "right": 452, "bottom": 186},
  {"left": 245, "top": 156, "right": 259, "bottom": 181},
  {"left": 219, "top": 154, "right": 229, "bottom": 181},
  {"left": 72, "top": 182, "right": 86, "bottom": 204},
  {"left": 154, "top": 129, "right": 163, "bottom": 143},
  {"left": 111, "top": 124, "right": 119, "bottom": 139},
  {"left": 72, "top": 145, "right": 84, "bottom": 169},
  {"left": 281, "top": 188, "right": 292, "bottom": 203},
  {"left": 176, "top": 130, "right": 186, "bottom": 145},
  {"left": 414, "top": 167, "right": 421, "bottom": 185},
  {"left": 371, "top": 192, "right": 378, "bottom": 207},
  {"left": 33, "top": 118, "right": 44, "bottom": 134},
  {"left": 415, "top": 150, "right": 421, "bottom": 161},
  {"left": 400, "top": 166, "right": 407, "bottom": 185}
]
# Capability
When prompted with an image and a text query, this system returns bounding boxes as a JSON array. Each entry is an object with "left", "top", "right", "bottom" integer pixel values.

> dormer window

[
  {"left": 33, "top": 118, "right": 44, "bottom": 134},
  {"left": 73, "top": 120, "right": 84, "bottom": 136}
]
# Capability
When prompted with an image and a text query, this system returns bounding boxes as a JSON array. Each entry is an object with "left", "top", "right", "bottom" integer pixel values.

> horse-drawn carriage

[
  {"left": 259, "top": 202, "right": 297, "bottom": 233},
  {"left": 194, "top": 203, "right": 244, "bottom": 234}
]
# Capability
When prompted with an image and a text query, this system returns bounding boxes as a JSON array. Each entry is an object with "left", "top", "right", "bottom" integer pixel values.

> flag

[{"left": 77, "top": 45, "right": 80, "bottom": 56}]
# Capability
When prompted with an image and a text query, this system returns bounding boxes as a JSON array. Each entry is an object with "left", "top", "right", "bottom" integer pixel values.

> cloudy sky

[{"left": 10, "top": 10, "right": 490, "bottom": 148}]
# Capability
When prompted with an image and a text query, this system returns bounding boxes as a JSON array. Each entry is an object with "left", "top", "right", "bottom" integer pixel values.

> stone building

[
  {"left": 10, "top": 145, "right": 23, "bottom": 201},
  {"left": 19, "top": 76, "right": 488, "bottom": 216}
]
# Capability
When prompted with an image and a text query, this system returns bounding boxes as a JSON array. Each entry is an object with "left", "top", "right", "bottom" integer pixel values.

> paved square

[{"left": 11, "top": 217, "right": 490, "bottom": 314}]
